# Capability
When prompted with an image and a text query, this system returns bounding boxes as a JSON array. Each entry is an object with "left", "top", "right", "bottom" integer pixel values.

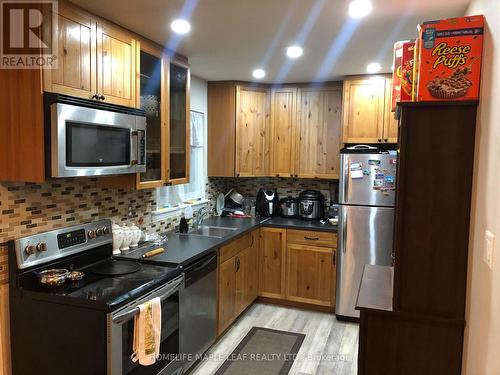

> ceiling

[{"left": 71, "top": 0, "right": 470, "bottom": 83}]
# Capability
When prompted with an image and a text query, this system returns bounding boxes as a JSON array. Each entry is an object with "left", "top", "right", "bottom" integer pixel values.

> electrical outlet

[{"left": 484, "top": 230, "right": 495, "bottom": 271}]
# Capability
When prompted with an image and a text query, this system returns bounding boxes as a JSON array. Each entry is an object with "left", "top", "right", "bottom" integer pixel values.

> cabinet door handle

[
  {"left": 333, "top": 250, "right": 336, "bottom": 266},
  {"left": 304, "top": 236, "right": 319, "bottom": 241}
]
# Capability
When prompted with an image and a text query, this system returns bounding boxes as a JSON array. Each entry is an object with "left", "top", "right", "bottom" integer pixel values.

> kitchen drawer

[
  {"left": 286, "top": 229, "right": 337, "bottom": 248},
  {"left": 219, "top": 232, "right": 254, "bottom": 263}
]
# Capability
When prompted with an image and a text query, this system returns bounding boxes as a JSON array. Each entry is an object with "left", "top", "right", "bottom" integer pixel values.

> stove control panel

[
  {"left": 14, "top": 219, "right": 113, "bottom": 270},
  {"left": 57, "top": 229, "right": 86, "bottom": 249}
]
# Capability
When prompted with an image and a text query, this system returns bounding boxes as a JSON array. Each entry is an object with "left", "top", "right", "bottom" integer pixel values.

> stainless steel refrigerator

[{"left": 336, "top": 148, "right": 397, "bottom": 319}]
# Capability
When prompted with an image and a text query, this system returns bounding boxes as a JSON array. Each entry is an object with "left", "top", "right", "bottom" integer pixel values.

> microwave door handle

[
  {"left": 111, "top": 276, "right": 183, "bottom": 324},
  {"left": 130, "top": 130, "right": 138, "bottom": 166}
]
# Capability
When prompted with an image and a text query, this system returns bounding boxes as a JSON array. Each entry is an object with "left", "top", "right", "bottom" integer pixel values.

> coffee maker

[{"left": 256, "top": 188, "right": 279, "bottom": 217}]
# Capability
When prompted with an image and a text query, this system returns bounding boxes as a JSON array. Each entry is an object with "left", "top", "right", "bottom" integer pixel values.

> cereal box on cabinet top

[{"left": 416, "top": 15, "right": 484, "bottom": 101}]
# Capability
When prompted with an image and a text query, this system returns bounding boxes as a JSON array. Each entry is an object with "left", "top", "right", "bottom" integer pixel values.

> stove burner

[{"left": 89, "top": 260, "right": 141, "bottom": 276}]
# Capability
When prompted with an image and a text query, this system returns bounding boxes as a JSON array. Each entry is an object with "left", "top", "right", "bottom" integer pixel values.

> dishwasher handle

[{"left": 184, "top": 252, "right": 217, "bottom": 287}]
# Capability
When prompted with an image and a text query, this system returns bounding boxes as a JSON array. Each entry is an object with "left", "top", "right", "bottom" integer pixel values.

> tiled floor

[{"left": 189, "top": 302, "right": 359, "bottom": 375}]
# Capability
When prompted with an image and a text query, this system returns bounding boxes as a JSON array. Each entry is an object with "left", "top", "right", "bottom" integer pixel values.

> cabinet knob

[
  {"left": 99, "top": 95, "right": 106, "bottom": 101},
  {"left": 378, "top": 139, "right": 382, "bottom": 142}
]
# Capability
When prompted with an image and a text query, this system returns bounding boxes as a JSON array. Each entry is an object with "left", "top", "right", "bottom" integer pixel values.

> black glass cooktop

[{"left": 19, "top": 259, "right": 182, "bottom": 311}]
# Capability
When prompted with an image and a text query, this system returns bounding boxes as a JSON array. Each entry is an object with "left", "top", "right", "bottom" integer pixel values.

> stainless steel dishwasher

[{"left": 179, "top": 251, "right": 217, "bottom": 371}]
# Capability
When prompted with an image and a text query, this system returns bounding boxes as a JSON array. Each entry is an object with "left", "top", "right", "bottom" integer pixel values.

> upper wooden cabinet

[
  {"left": 43, "top": 3, "right": 97, "bottom": 99},
  {"left": 342, "top": 76, "right": 397, "bottom": 144},
  {"left": 383, "top": 79, "right": 399, "bottom": 143},
  {"left": 295, "top": 86, "right": 342, "bottom": 179},
  {"left": 43, "top": 3, "right": 138, "bottom": 108},
  {"left": 235, "top": 86, "right": 270, "bottom": 177},
  {"left": 207, "top": 82, "right": 236, "bottom": 177},
  {"left": 169, "top": 60, "right": 191, "bottom": 184},
  {"left": 135, "top": 41, "right": 169, "bottom": 188},
  {"left": 269, "top": 87, "right": 297, "bottom": 177},
  {"left": 207, "top": 82, "right": 341, "bottom": 179},
  {"left": 96, "top": 21, "right": 137, "bottom": 107}
]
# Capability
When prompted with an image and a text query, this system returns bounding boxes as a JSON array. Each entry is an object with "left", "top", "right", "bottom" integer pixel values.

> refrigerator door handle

[
  {"left": 340, "top": 155, "right": 350, "bottom": 203},
  {"left": 340, "top": 205, "right": 348, "bottom": 253}
]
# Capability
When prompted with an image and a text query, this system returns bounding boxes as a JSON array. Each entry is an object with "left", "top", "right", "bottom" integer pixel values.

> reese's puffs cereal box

[{"left": 416, "top": 15, "right": 484, "bottom": 101}]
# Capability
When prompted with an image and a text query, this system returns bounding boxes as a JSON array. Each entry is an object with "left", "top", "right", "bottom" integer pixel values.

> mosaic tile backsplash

[
  {"left": 0, "top": 176, "right": 337, "bottom": 284},
  {"left": 207, "top": 177, "right": 338, "bottom": 207},
  {"left": 0, "top": 179, "right": 184, "bottom": 284}
]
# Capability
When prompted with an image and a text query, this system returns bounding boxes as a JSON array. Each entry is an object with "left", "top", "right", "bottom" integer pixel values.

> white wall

[
  {"left": 190, "top": 75, "right": 207, "bottom": 114},
  {"left": 463, "top": 1, "right": 500, "bottom": 374}
]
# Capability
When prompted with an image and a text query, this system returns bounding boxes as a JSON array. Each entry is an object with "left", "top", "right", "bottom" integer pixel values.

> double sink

[{"left": 176, "top": 225, "right": 238, "bottom": 239}]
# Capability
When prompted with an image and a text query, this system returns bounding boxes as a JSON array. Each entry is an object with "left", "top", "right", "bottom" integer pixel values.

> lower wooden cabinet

[
  {"left": 259, "top": 228, "right": 287, "bottom": 299},
  {"left": 219, "top": 227, "right": 337, "bottom": 334},
  {"left": 286, "top": 243, "right": 336, "bottom": 307},
  {"left": 0, "top": 284, "right": 10, "bottom": 375},
  {"left": 218, "top": 230, "right": 259, "bottom": 335},
  {"left": 259, "top": 228, "right": 337, "bottom": 308}
]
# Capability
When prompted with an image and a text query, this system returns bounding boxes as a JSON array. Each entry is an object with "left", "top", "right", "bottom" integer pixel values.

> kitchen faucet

[{"left": 192, "top": 207, "right": 210, "bottom": 229}]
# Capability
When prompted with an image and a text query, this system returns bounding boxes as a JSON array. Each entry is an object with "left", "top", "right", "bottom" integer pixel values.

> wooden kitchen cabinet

[
  {"left": 342, "top": 76, "right": 397, "bottom": 144},
  {"left": 218, "top": 230, "right": 259, "bottom": 335},
  {"left": 96, "top": 20, "right": 138, "bottom": 108},
  {"left": 269, "top": 87, "right": 297, "bottom": 177},
  {"left": 295, "top": 85, "right": 342, "bottom": 179},
  {"left": 44, "top": 1, "right": 139, "bottom": 107},
  {"left": 259, "top": 228, "right": 287, "bottom": 299},
  {"left": 383, "top": 79, "right": 399, "bottom": 143},
  {"left": 0, "top": 284, "right": 10, "bottom": 375},
  {"left": 207, "top": 83, "right": 271, "bottom": 177},
  {"left": 218, "top": 254, "right": 238, "bottom": 335},
  {"left": 235, "top": 86, "right": 270, "bottom": 177},
  {"left": 286, "top": 243, "right": 336, "bottom": 307},
  {"left": 168, "top": 60, "right": 191, "bottom": 184},
  {"left": 286, "top": 229, "right": 337, "bottom": 308},
  {"left": 135, "top": 41, "right": 169, "bottom": 188},
  {"left": 207, "top": 82, "right": 237, "bottom": 177},
  {"left": 43, "top": 2, "right": 97, "bottom": 100}
]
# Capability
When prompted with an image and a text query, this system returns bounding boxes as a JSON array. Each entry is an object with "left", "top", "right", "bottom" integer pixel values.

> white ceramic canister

[
  {"left": 112, "top": 222, "right": 124, "bottom": 255},
  {"left": 129, "top": 224, "right": 142, "bottom": 247},
  {"left": 120, "top": 224, "right": 133, "bottom": 251}
]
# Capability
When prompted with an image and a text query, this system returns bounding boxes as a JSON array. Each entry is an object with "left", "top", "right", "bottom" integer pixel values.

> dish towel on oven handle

[{"left": 131, "top": 297, "right": 162, "bottom": 366}]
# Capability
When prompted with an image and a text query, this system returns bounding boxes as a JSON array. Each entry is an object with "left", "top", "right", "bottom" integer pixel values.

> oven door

[
  {"left": 50, "top": 102, "right": 146, "bottom": 177},
  {"left": 108, "top": 275, "right": 185, "bottom": 375}
]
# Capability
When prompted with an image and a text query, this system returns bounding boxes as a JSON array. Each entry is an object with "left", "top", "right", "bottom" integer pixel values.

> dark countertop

[
  {"left": 355, "top": 264, "right": 394, "bottom": 312},
  {"left": 117, "top": 216, "right": 337, "bottom": 267},
  {"left": 263, "top": 217, "right": 337, "bottom": 232}
]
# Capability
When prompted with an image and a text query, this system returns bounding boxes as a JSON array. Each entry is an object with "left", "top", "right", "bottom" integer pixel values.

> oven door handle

[{"left": 112, "top": 276, "right": 183, "bottom": 324}]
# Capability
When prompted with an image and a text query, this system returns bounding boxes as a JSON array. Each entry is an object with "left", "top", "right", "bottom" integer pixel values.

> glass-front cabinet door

[
  {"left": 136, "top": 42, "right": 168, "bottom": 188},
  {"left": 168, "top": 60, "right": 190, "bottom": 184}
]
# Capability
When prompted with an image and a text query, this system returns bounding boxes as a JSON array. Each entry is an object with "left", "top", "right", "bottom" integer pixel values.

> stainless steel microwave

[{"left": 45, "top": 94, "right": 146, "bottom": 178}]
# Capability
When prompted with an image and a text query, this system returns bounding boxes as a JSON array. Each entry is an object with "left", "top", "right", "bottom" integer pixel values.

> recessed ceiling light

[
  {"left": 252, "top": 68, "right": 266, "bottom": 79},
  {"left": 170, "top": 19, "right": 191, "bottom": 34},
  {"left": 348, "top": 0, "right": 372, "bottom": 19},
  {"left": 366, "top": 62, "right": 382, "bottom": 74},
  {"left": 286, "top": 45, "right": 303, "bottom": 59}
]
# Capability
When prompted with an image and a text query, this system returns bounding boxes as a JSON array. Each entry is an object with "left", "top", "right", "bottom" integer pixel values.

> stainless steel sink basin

[{"left": 177, "top": 225, "right": 237, "bottom": 239}]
